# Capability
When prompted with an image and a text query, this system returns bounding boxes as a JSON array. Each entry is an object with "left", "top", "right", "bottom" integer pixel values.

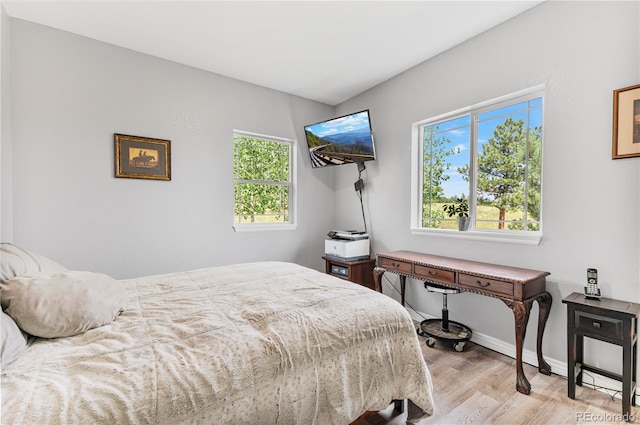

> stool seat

[
  {"left": 418, "top": 281, "right": 472, "bottom": 351},
  {"left": 425, "top": 283, "right": 461, "bottom": 294}
]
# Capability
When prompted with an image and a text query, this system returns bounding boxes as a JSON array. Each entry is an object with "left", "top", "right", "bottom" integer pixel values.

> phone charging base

[{"left": 584, "top": 287, "right": 602, "bottom": 300}]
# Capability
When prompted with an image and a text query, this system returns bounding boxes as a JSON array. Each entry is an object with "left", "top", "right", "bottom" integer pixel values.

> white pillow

[
  {"left": 1, "top": 243, "right": 67, "bottom": 282},
  {"left": 1, "top": 271, "right": 128, "bottom": 338},
  {"left": 1, "top": 311, "right": 28, "bottom": 369}
]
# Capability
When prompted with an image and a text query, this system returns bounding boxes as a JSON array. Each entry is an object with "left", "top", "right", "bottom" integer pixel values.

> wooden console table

[{"left": 373, "top": 250, "right": 552, "bottom": 395}]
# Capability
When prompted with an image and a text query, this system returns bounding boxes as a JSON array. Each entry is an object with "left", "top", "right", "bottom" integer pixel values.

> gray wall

[
  {"left": 7, "top": 19, "right": 336, "bottom": 279},
  {"left": 1, "top": 6, "right": 12, "bottom": 243},
  {"left": 335, "top": 1, "right": 640, "bottom": 375}
]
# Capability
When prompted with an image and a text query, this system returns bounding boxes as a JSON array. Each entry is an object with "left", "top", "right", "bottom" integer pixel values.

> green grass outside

[
  {"left": 234, "top": 213, "right": 289, "bottom": 224},
  {"left": 432, "top": 203, "right": 532, "bottom": 230},
  {"left": 235, "top": 204, "right": 538, "bottom": 229}
]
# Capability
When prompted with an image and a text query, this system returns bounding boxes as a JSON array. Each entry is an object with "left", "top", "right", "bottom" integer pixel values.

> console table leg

[
  {"left": 372, "top": 266, "right": 385, "bottom": 293},
  {"left": 535, "top": 291, "right": 552, "bottom": 375},
  {"left": 505, "top": 299, "right": 532, "bottom": 395}
]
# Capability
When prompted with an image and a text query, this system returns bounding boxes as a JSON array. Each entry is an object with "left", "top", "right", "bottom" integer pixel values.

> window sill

[
  {"left": 233, "top": 223, "right": 297, "bottom": 232},
  {"left": 410, "top": 227, "right": 541, "bottom": 246}
]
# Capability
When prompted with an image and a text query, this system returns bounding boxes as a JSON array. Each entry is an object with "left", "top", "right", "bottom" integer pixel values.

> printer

[{"left": 324, "top": 230, "right": 370, "bottom": 261}]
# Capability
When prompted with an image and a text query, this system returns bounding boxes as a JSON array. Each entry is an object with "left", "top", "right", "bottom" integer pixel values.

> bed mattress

[{"left": 1, "top": 261, "right": 433, "bottom": 424}]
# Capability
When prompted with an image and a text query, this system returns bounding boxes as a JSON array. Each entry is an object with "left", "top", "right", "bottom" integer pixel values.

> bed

[{"left": 0, "top": 243, "right": 434, "bottom": 424}]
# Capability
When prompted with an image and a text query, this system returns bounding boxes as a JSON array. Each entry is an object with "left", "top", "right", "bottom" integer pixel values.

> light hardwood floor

[{"left": 355, "top": 338, "right": 638, "bottom": 425}]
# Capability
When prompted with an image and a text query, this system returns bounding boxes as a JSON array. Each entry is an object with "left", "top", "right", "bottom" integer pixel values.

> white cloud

[{"left": 452, "top": 143, "right": 468, "bottom": 153}]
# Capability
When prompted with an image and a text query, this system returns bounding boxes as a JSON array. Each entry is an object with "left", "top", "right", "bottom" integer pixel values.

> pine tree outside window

[
  {"left": 410, "top": 86, "right": 544, "bottom": 245},
  {"left": 233, "top": 131, "right": 296, "bottom": 231}
]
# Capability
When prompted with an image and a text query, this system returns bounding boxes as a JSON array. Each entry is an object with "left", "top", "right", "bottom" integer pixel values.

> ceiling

[{"left": 2, "top": 0, "right": 544, "bottom": 106}]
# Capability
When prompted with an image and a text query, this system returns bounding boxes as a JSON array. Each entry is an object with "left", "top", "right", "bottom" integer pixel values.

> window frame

[
  {"left": 410, "top": 85, "right": 544, "bottom": 246},
  {"left": 232, "top": 130, "right": 297, "bottom": 232}
]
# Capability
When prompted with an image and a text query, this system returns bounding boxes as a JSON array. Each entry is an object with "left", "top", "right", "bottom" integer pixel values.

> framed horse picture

[{"left": 114, "top": 134, "right": 171, "bottom": 180}]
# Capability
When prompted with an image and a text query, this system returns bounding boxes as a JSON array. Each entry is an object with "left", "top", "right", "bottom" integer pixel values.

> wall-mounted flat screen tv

[{"left": 304, "top": 110, "right": 376, "bottom": 168}]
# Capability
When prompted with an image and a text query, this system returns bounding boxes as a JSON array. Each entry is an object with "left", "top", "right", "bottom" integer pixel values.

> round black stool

[{"left": 417, "top": 283, "right": 472, "bottom": 352}]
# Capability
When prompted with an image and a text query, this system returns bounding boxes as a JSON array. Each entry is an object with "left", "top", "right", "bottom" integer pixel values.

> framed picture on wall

[
  {"left": 612, "top": 83, "right": 640, "bottom": 159},
  {"left": 114, "top": 134, "right": 171, "bottom": 180}
]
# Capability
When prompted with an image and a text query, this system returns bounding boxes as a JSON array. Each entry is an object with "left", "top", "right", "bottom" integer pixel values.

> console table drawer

[
  {"left": 378, "top": 257, "right": 412, "bottom": 274},
  {"left": 458, "top": 273, "right": 514, "bottom": 297},
  {"left": 414, "top": 265, "right": 455, "bottom": 284},
  {"left": 575, "top": 311, "right": 623, "bottom": 340}
]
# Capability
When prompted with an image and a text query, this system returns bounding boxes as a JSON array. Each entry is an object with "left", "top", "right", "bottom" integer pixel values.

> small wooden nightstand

[
  {"left": 322, "top": 256, "right": 376, "bottom": 291},
  {"left": 563, "top": 292, "right": 640, "bottom": 419}
]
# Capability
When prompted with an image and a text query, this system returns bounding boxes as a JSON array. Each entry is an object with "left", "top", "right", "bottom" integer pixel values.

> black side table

[{"left": 563, "top": 292, "right": 640, "bottom": 419}]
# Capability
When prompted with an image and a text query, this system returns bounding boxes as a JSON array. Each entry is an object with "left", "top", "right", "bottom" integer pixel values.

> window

[
  {"left": 233, "top": 130, "right": 296, "bottom": 231},
  {"left": 410, "top": 86, "right": 544, "bottom": 244}
]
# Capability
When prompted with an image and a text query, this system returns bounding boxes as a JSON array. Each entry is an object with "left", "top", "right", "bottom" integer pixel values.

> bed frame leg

[{"left": 392, "top": 399, "right": 405, "bottom": 413}]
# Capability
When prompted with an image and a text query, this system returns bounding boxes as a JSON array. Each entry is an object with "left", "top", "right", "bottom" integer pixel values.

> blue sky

[
  {"left": 428, "top": 99, "right": 542, "bottom": 198},
  {"left": 306, "top": 111, "right": 370, "bottom": 138}
]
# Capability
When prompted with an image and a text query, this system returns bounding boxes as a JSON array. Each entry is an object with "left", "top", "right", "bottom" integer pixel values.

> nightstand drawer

[
  {"left": 458, "top": 273, "right": 514, "bottom": 297},
  {"left": 575, "top": 311, "right": 623, "bottom": 340},
  {"left": 378, "top": 257, "right": 412, "bottom": 274},
  {"left": 414, "top": 265, "right": 455, "bottom": 284}
]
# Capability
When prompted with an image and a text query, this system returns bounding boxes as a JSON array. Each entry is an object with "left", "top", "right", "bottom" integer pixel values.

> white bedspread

[{"left": 1, "top": 261, "right": 434, "bottom": 424}]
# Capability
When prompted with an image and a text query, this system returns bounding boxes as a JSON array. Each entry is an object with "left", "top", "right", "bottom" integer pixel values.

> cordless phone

[{"left": 584, "top": 268, "right": 601, "bottom": 299}]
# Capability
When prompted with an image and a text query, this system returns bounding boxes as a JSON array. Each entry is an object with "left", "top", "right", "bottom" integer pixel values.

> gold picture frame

[
  {"left": 612, "top": 83, "right": 640, "bottom": 159},
  {"left": 115, "top": 134, "right": 171, "bottom": 180}
]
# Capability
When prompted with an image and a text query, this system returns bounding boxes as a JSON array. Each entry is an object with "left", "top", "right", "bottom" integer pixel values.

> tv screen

[{"left": 304, "top": 110, "right": 376, "bottom": 168}]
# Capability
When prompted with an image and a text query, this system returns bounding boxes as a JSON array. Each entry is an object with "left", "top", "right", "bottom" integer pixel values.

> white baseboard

[{"left": 406, "top": 307, "right": 629, "bottom": 398}]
